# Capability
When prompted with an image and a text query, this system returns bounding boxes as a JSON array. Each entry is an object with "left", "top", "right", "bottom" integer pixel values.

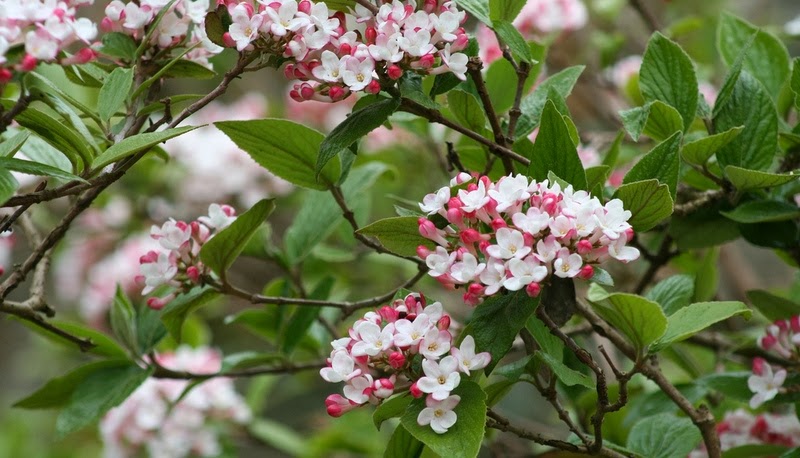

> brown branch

[
  {"left": 503, "top": 50, "right": 531, "bottom": 143},
  {"left": 672, "top": 190, "right": 725, "bottom": 217},
  {"left": 152, "top": 360, "right": 325, "bottom": 380},
  {"left": 634, "top": 234, "right": 675, "bottom": 294},
  {"left": 466, "top": 58, "right": 513, "bottom": 174},
  {"left": 0, "top": 301, "right": 95, "bottom": 351},
  {"left": 0, "top": 94, "right": 32, "bottom": 134},
  {"left": 628, "top": 0, "right": 661, "bottom": 32}
]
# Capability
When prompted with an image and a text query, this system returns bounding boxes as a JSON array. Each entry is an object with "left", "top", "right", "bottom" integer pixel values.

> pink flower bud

[
  {"left": 325, "top": 394, "right": 357, "bottom": 417},
  {"left": 186, "top": 266, "right": 201, "bottom": 283},
  {"left": 365, "top": 26, "right": 377, "bottom": 45},
  {"left": 416, "top": 245, "right": 432, "bottom": 259},
  {"left": 759, "top": 334, "right": 778, "bottom": 350},
  {"left": 447, "top": 197, "right": 463, "bottom": 210},
  {"left": 387, "top": 64, "right": 403, "bottom": 80},
  {"left": 300, "top": 83, "right": 315, "bottom": 100},
  {"left": 329, "top": 85, "right": 346, "bottom": 101},
  {"left": 100, "top": 17, "right": 115, "bottom": 32},
  {"left": 20, "top": 55, "right": 37, "bottom": 72},
  {"left": 222, "top": 32, "right": 236, "bottom": 48},
  {"left": 241, "top": 2, "right": 254, "bottom": 15},
  {"left": 418, "top": 218, "right": 448, "bottom": 246},
  {"left": 625, "top": 227, "right": 635, "bottom": 241},
  {"left": 0, "top": 68, "right": 12, "bottom": 84},
  {"left": 752, "top": 357, "right": 766, "bottom": 376},
  {"left": 373, "top": 378, "right": 394, "bottom": 398},
  {"left": 445, "top": 208, "right": 464, "bottom": 227},
  {"left": 339, "top": 43, "right": 352, "bottom": 55},
  {"left": 388, "top": 351, "right": 406, "bottom": 369},
  {"left": 452, "top": 33, "right": 469, "bottom": 51},
  {"left": 576, "top": 239, "right": 593, "bottom": 255},
  {"left": 147, "top": 295, "right": 171, "bottom": 310},
  {"left": 139, "top": 250, "right": 159, "bottom": 264},
  {"left": 284, "top": 64, "right": 295, "bottom": 79},
  {"left": 379, "top": 305, "right": 399, "bottom": 323},
  {"left": 437, "top": 315, "right": 451, "bottom": 330},
  {"left": 355, "top": 354, "right": 369, "bottom": 366},
  {"left": 289, "top": 89, "right": 303, "bottom": 102},
  {"left": 75, "top": 48, "right": 98, "bottom": 64},
  {"left": 578, "top": 264, "right": 594, "bottom": 280},
  {"left": 490, "top": 218, "right": 507, "bottom": 231},
  {"left": 365, "top": 80, "right": 381, "bottom": 94},
  {"left": 525, "top": 282, "right": 541, "bottom": 298},
  {"left": 417, "top": 53, "right": 435, "bottom": 68},
  {"left": 460, "top": 228, "right": 482, "bottom": 244},
  {"left": 423, "top": 0, "right": 437, "bottom": 12},
  {"left": 478, "top": 240, "right": 490, "bottom": 255},
  {"left": 791, "top": 316, "right": 800, "bottom": 333},
  {"left": 0, "top": 266, "right": 5, "bottom": 276},
  {"left": 410, "top": 382, "right": 423, "bottom": 398},
  {"left": 298, "top": 0, "right": 311, "bottom": 13},
  {"left": 775, "top": 320, "right": 789, "bottom": 332}
]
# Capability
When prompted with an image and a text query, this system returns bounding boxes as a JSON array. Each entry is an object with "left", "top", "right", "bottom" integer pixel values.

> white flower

[
  {"left": 487, "top": 228, "right": 531, "bottom": 260},
  {"left": 368, "top": 32, "right": 404, "bottom": 62},
  {"left": 350, "top": 322, "right": 394, "bottom": 357},
  {"left": 419, "top": 186, "right": 450, "bottom": 215},
  {"left": 488, "top": 174, "right": 530, "bottom": 212},
  {"left": 394, "top": 314, "right": 432, "bottom": 348},
  {"left": 535, "top": 235, "right": 561, "bottom": 263},
  {"left": 341, "top": 57, "right": 374, "bottom": 91},
  {"left": 417, "top": 395, "right": 460, "bottom": 434},
  {"left": 123, "top": 3, "right": 153, "bottom": 30},
  {"left": 140, "top": 252, "right": 177, "bottom": 294},
  {"left": 425, "top": 246, "right": 457, "bottom": 277},
  {"left": 228, "top": 7, "right": 263, "bottom": 51},
  {"left": 607, "top": 233, "right": 639, "bottom": 263},
  {"left": 440, "top": 43, "right": 468, "bottom": 80},
  {"left": 553, "top": 247, "right": 582, "bottom": 278},
  {"left": 449, "top": 252, "right": 485, "bottom": 284},
  {"left": 151, "top": 219, "right": 192, "bottom": 252},
  {"left": 431, "top": 11, "right": 460, "bottom": 41},
  {"left": 320, "top": 350, "right": 361, "bottom": 383},
  {"left": 748, "top": 364, "right": 786, "bottom": 409},
  {"left": 198, "top": 204, "right": 236, "bottom": 230},
  {"left": 548, "top": 215, "right": 574, "bottom": 239},
  {"left": 417, "top": 356, "right": 461, "bottom": 400},
  {"left": 399, "top": 28, "right": 434, "bottom": 57},
  {"left": 458, "top": 180, "right": 490, "bottom": 213},
  {"left": 594, "top": 199, "right": 631, "bottom": 240},
  {"left": 451, "top": 335, "right": 491, "bottom": 375},
  {"left": 343, "top": 374, "right": 373, "bottom": 404},
  {"left": 512, "top": 207, "right": 550, "bottom": 235},
  {"left": 265, "top": 1, "right": 306, "bottom": 36},
  {"left": 311, "top": 50, "right": 344, "bottom": 82},
  {"left": 503, "top": 256, "right": 547, "bottom": 291},
  {"left": 479, "top": 259, "right": 506, "bottom": 295},
  {"left": 24, "top": 31, "right": 58, "bottom": 60},
  {"left": 419, "top": 328, "right": 452, "bottom": 360}
]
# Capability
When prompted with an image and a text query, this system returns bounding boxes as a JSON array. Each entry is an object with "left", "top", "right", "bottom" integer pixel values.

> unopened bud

[
  {"left": 387, "top": 64, "right": 403, "bottom": 80},
  {"left": 525, "top": 282, "right": 541, "bottom": 298},
  {"left": 577, "top": 264, "right": 594, "bottom": 280},
  {"left": 388, "top": 351, "right": 406, "bottom": 369}
]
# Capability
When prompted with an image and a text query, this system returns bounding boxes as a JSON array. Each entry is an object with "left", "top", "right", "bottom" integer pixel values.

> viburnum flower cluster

[
  {"left": 416, "top": 173, "right": 640, "bottom": 305},
  {"left": 320, "top": 292, "right": 490, "bottom": 434},
  {"left": 102, "top": 0, "right": 222, "bottom": 67},
  {"left": 137, "top": 203, "right": 237, "bottom": 310},
  {"left": 0, "top": 0, "right": 98, "bottom": 79},
  {"left": 216, "top": 0, "right": 469, "bottom": 102},
  {"left": 101, "top": 345, "right": 251, "bottom": 458},
  {"left": 689, "top": 408, "right": 800, "bottom": 457},
  {"left": 747, "top": 316, "right": 800, "bottom": 408}
]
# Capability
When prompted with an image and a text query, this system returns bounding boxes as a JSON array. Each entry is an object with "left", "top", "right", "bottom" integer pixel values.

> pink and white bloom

[
  {"left": 320, "top": 351, "right": 361, "bottom": 383},
  {"left": 748, "top": 364, "right": 786, "bottom": 409},
  {"left": 351, "top": 322, "right": 395, "bottom": 357},
  {"left": 417, "top": 356, "right": 461, "bottom": 400},
  {"left": 417, "top": 395, "right": 460, "bottom": 434},
  {"left": 449, "top": 252, "right": 485, "bottom": 284},
  {"left": 487, "top": 228, "right": 530, "bottom": 260},
  {"left": 504, "top": 257, "right": 547, "bottom": 291},
  {"left": 451, "top": 336, "right": 490, "bottom": 375},
  {"left": 419, "top": 328, "right": 452, "bottom": 360},
  {"left": 553, "top": 247, "right": 583, "bottom": 278},
  {"left": 228, "top": 6, "right": 263, "bottom": 51},
  {"left": 393, "top": 314, "right": 432, "bottom": 348}
]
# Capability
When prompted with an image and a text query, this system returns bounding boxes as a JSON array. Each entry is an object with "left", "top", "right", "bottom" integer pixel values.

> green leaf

[
  {"left": 200, "top": 199, "right": 275, "bottom": 276},
  {"left": 385, "top": 425, "right": 424, "bottom": 458},
  {"left": 619, "top": 105, "right": 650, "bottom": 142},
  {"left": 587, "top": 284, "right": 667, "bottom": 353},
  {"left": 135, "top": 305, "right": 166, "bottom": 355},
  {"left": 110, "top": 286, "right": 137, "bottom": 355},
  {"left": 645, "top": 274, "right": 694, "bottom": 316},
  {"left": 517, "top": 66, "right": 584, "bottom": 137},
  {"left": 613, "top": 179, "right": 674, "bottom": 232},
  {"left": 721, "top": 200, "right": 800, "bottom": 223},
  {"left": 602, "top": 130, "right": 625, "bottom": 168},
  {"left": 717, "top": 12, "right": 790, "bottom": 100},
  {"left": 447, "top": 90, "right": 487, "bottom": 133},
  {"left": 747, "top": 290, "right": 800, "bottom": 321},
  {"left": 92, "top": 126, "right": 199, "bottom": 170},
  {"left": 493, "top": 21, "right": 532, "bottom": 63},
  {"left": 280, "top": 276, "right": 334, "bottom": 354},
  {"left": 639, "top": 32, "right": 699, "bottom": 129},
  {"left": 792, "top": 58, "right": 800, "bottom": 110},
  {"left": 400, "top": 380, "right": 486, "bottom": 458},
  {"left": 400, "top": 74, "right": 437, "bottom": 110},
  {"left": 0, "top": 130, "right": 30, "bottom": 157},
  {"left": 586, "top": 165, "right": 611, "bottom": 196},
  {"left": 642, "top": 101, "right": 684, "bottom": 142},
  {"left": 374, "top": 394, "right": 413, "bottom": 430},
  {"left": 489, "top": 0, "right": 526, "bottom": 22},
  {"left": 161, "top": 286, "right": 222, "bottom": 341},
  {"left": 0, "top": 168, "right": 19, "bottom": 203},
  {"left": 100, "top": 32, "right": 137, "bottom": 61},
  {"left": 430, "top": 38, "right": 479, "bottom": 97},
  {"left": 623, "top": 131, "right": 681, "bottom": 199},
  {"left": 98, "top": 67, "right": 133, "bottom": 122},
  {"left": 249, "top": 419, "right": 309, "bottom": 456},
  {"left": 204, "top": 6, "right": 228, "bottom": 47},
  {"left": 454, "top": 0, "right": 491, "bottom": 25},
  {"left": 216, "top": 119, "right": 340, "bottom": 190},
  {"left": 527, "top": 100, "right": 587, "bottom": 189},
  {"left": 695, "top": 247, "right": 719, "bottom": 302},
  {"left": 724, "top": 445, "right": 793, "bottom": 458},
  {"left": 527, "top": 316, "right": 563, "bottom": 361},
  {"left": 163, "top": 60, "right": 217, "bottom": 79},
  {"left": 317, "top": 98, "right": 400, "bottom": 176},
  {"left": 681, "top": 126, "right": 743, "bottom": 165},
  {"left": 697, "top": 371, "right": 751, "bottom": 402},
  {"left": 25, "top": 72, "right": 102, "bottom": 126},
  {"left": 15, "top": 107, "right": 94, "bottom": 170},
  {"left": 589, "top": 266, "right": 614, "bottom": 287},
  {"left": 626, "top": 413, "right": 702, "bottom": 458},
  {"left": 37, "top": 91, "right": 101, "bottom": 157},
  {"left": 535, "top": 351, "right": 593, "bottom": 388},
  {"left": 714, "top": 71, "right": 778, "bottom": 172},
  {"left": 460, "top": 291, "right": 538, "bottom": 374},
  {"left": 357, "top": 216, "right": 435, "bottom": 258},
  {"left": 724, "top": 166, "right": 798, "bottom": 191},
  {"left": 0, "top": 157, "right": 88, "bottom": 183},
  {"left": 650, "top": 301, "right": 751, "bottom": 352},
  {"left": 13, "top": 360, "right": 127, "bottom": 410},
  {"left": 284, "top": 162, "right": 390, "bottom": 264},
  {"left": 56, "top": 362, "right": 152, "bottom": 437}
]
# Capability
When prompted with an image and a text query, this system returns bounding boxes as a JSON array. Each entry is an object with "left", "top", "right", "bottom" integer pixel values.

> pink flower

[
  {"left": 451, "top": 335, "right": 490, "bottom": 375},
  {"left": 417, "top": 394, "right": 460, "bottom": 434}
]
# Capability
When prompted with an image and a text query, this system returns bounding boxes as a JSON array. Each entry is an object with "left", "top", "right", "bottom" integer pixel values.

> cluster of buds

[
  {"left": 416, "top": 173, "right": 640, "bottom": 305},
  {"left": 101, "top": 346, "right": 251, "bottom": 458},
  {"left": 689, "top": 409, "right": 800, "bottom": 457},
  {"left": 216, "top": 0, "right": 469, "bottom": 102},
  {"left": 747, "top": 316, "right": 800, "bottom": 408},
  {"left": 136, "top": 203, "right": 236, "bottom": 309},
  {"left": 320, "top": 292, "right": 490, "bottom": 434},
  {"left": 102, "top": 0, "right": 222, "bottom": 67},
  {"left": 0, "top": 0, "right": 98, "bottom": 80}
]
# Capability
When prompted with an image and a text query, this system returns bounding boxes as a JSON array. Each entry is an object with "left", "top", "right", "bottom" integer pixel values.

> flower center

[
  {"left": 437, "top": 375, "right": 446, "bottom": 384},
  {"left": 434, "top": 408, "right": 444, "bottom": 418}
]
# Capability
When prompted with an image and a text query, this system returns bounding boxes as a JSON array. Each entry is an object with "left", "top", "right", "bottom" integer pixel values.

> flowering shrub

[
  {"left": 417, "top": 173, "right": 639, "bottom": 305},
  {"left": 0, "top": 1, "right": 799, "bottom": 457}
]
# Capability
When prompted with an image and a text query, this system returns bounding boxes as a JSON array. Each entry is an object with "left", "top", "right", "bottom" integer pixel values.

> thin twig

[
  {"left": 152, "top": 360, "right": 325, "bottom": 380},
  {"left": 628, "top": 0, "right": 661, "bottom": 32},
  {"left": 466, "top": 58, "right": 513, "bottom": 174}
]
